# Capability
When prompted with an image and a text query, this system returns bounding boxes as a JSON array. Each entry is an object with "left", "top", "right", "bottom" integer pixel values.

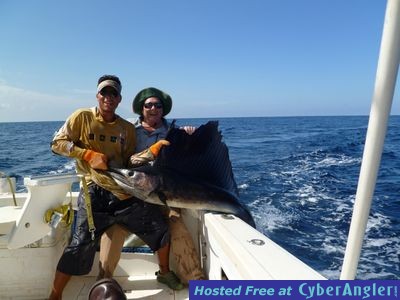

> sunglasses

[
  {"left": 143, "top": 102, "right": 163, "bottom": 109},
  {"left": 99, "top": 89, "right": 119, "bottom": 97}
]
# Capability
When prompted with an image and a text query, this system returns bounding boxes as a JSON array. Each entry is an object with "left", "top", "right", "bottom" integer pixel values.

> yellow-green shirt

[{"left": 51, "top": 107, "right": 136, "bottom": 199}]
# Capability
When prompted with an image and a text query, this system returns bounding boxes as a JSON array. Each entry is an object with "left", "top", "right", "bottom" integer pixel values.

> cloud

[
  {"left": 70, "top": 88, "right": 93, "bottom": 95},
  {"left": 0, "top": 81, "right": 92, "bottom": 122},
  {"left": 0, "top": 103, "right": 11, "bottom": 109}
]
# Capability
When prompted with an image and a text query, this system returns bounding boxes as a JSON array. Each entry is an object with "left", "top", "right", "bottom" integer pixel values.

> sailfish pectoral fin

[
  {"left": 154, "top": 190, "right": 181, "bottom": 218},
  {"left": 156, "top": 190, "right": 170, "bottom": 209}
]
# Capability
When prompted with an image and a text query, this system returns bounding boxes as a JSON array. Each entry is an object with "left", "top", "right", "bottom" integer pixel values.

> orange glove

[
  {"left": 83, "top": 150, "right": 108, "bottom": 170},
  {"left": 149, "top": 140, "right": 170, "bottom": 157}
]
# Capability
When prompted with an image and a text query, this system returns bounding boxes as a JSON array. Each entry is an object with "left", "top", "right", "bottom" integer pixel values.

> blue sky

[{"left": 0, "top": 0, "right": 398, "bottom": 122}]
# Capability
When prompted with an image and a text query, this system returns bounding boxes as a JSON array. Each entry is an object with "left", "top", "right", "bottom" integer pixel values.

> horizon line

[{"left": 1, "top": 114, "right": 400, "bottom": 124}]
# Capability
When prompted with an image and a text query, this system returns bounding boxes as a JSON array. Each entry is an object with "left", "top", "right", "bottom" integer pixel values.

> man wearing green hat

[{"left": 98, "top": 87, "right": 204, "bottom": 289}]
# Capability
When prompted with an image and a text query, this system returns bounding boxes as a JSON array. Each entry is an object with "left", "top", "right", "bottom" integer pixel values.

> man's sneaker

[{"left": 155, "top": 271, "right": 184, "bottom": 290}]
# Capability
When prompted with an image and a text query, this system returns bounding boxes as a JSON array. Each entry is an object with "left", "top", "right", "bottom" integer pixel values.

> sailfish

[{"left": 108, "top": 121, "right": 255, "bottom": 227}]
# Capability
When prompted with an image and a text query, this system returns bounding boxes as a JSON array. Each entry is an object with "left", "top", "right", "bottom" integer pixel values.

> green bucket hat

[{"left": 133, "top": 87, "right": 172, "bottom": 116}]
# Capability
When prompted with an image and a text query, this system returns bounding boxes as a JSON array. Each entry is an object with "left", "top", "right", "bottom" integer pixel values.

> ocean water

[{"left": 0, "top": 116, "right": 399, "bottom": 280}]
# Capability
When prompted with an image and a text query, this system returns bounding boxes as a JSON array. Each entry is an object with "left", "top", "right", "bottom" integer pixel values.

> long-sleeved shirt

[{"left": 51, "top": 107, "right": 136, "bottom": 199}]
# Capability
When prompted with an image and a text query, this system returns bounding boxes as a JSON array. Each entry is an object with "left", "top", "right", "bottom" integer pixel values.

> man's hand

[
  {"left": 181, "top": 126, "right": 196, "bottom": 135},
  {"left": 149, "top": 140, "right": 170, "bottom": 157},
  {"left": 83, "top": 150, "right": 108, "bottom": 170}
]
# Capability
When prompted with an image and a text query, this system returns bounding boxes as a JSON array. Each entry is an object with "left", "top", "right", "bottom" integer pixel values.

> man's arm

[{"left": 51, "top": 112, "right": 108, "bottom": 170}]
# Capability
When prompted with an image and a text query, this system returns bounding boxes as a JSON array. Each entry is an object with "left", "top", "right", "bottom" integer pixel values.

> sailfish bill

[{"left": 108, "top": 121, "right": 255, "bottom": 227}]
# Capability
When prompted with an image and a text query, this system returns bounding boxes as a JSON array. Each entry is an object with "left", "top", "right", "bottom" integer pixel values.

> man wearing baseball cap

[{"left": 49, "top": 75, "right": 170, "bottom": 299}]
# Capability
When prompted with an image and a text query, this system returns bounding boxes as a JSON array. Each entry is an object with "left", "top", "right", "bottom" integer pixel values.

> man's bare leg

[
  {"left": 48, "top": 270, "right": 71, "bottom": 300},
  {"left": 169, "top": 216, "right": 205, "bottom": 283},
  {"left": 157, "top": 243, "right": 171, "bottom": 274},
  {"left": 98, "top": 224, "right": 128, "bottom": 280}
]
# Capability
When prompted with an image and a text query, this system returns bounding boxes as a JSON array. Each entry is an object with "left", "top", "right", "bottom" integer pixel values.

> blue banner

[{"left": 189, "top": 280, "right": 399, "bottom": 299}]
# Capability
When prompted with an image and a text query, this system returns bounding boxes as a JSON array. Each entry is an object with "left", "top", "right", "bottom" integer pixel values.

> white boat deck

[
  {"left": 65, "top": 275, "right": 189, "bottom": 300},
  {"left": 62, "top": 250, "right": 190, "bottom": 300}
]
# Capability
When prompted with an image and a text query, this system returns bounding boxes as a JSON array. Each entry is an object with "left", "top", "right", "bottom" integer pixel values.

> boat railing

[{"left": 200, "top": 212, "right": 326, "bottom": 280}]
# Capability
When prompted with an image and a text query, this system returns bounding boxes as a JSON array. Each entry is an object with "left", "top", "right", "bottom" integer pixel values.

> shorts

[{"left": 57, "top": 184, "right": 169, "bottom": 275}]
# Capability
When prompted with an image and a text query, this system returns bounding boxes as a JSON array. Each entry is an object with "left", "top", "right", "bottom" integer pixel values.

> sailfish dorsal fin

[{"left": 154, "top": 121, "right": 239, "bottom": 197}]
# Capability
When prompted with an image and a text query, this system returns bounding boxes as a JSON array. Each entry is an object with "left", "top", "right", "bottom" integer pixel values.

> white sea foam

[
  {"left": 321, "top": 243, "right": 342, "bottom": 254},
  {"left": 366, "top": 212, "right": 391, "bottom": 232},
  {"left": 366, "top": 238, "right": 392, "bottom": 248},
  {"left": 321, "top": 236, "right": 345, "bottom": 255},
  {"left": 238, "top": 183, "right": 249, "bottom": 190},
  {"left": 49, "top": 161, "right": 76, "bottom": 175},
  {"left": 251, "top": 197, "right": 294, "bottom": 232},
  {"left": 315, "top": 155, "right": 359, "bottom": 168}
]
